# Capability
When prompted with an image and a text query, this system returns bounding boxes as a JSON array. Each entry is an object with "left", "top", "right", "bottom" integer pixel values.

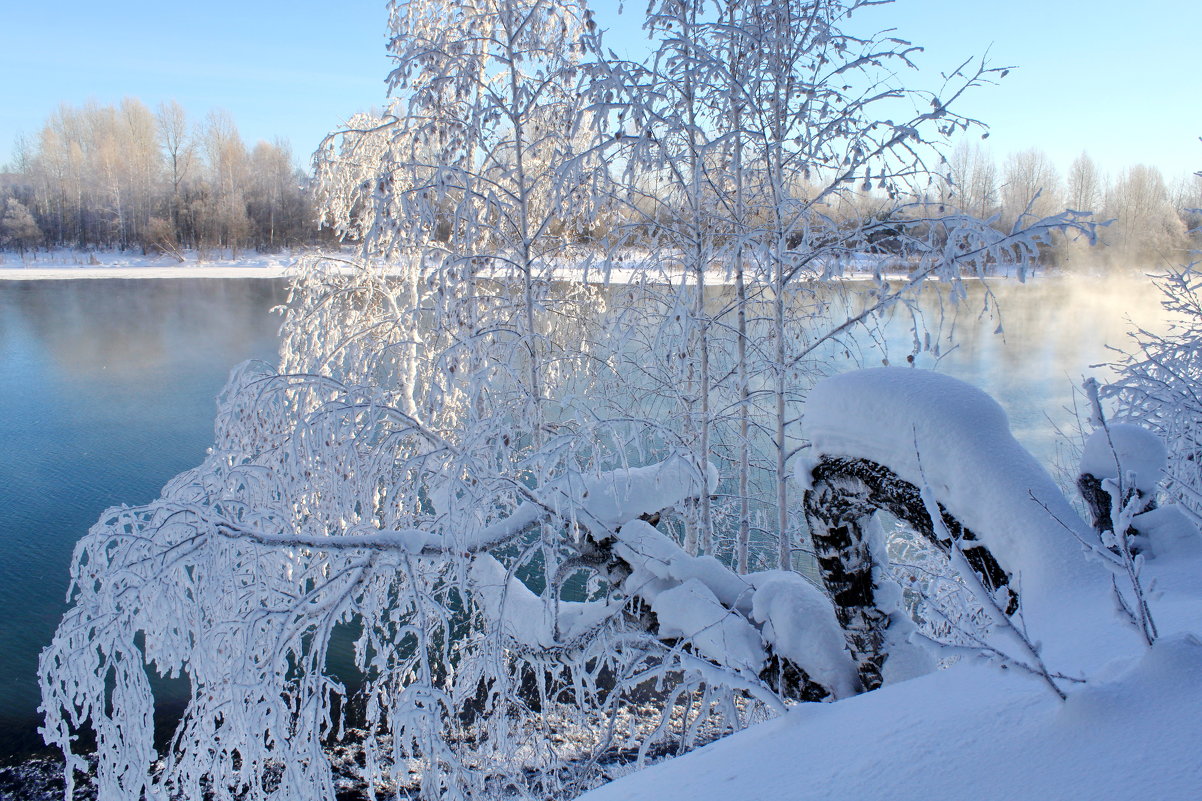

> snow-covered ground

[
  {"left": 582, "top": 632, "right": 1202, "bottom": 800},
  {"left": 584, "top": 550, "right": 1202, "bottom": 800},
  {"left": 0, "top": 249, "right": 994, "bottom": 284},
  {"left": 0, "top": 249, "right": 299, "bottom": 280},
  {"left": 581, "top": 368, "right": 1202, "bottom": 801},
  {"left": 8, "top": 256, "right": 1184, "bottom": 800}
]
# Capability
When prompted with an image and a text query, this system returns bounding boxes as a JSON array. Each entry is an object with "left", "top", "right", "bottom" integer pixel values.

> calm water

[
  {"left": 0, "top": 278, "right": 289, "bottom": 759},
  {"left": 888, "top": 275, "right": 1168, "bottom": 470},
  {"left": 0, "top": 271, "right": 1169, "bottom": 761}
]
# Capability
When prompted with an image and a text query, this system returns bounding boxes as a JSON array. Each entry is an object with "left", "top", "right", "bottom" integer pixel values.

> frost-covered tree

[
  {"left": 156, "top": 100, "right": 195, "bottom": 235},
  {"left": 1107, "top": 272, "right": 1202, "bottom": 515},
  {"left": 12, "top": 99, "right": 312, "bottom": 253},
  {"left": 1066, "top": 151, "right": 1104, "bottom": 214},
  {"left": 946, "top": 140, "right": 999, "bottom": 220},
  {"left": 1102, "top": 164, "right": 1188, "bottom": 263},
  {"left": 1000, "top": 147, "right": 1061, "bottom": 231},
  {"left": 41, "top": 2, "right": 1097, "bottom": 799},
  {"left": 591, "top": 0, "right": 1086, "bottom": 572},
  {"left": 0, "top": 197, "right": 42, "bottom": 254}
]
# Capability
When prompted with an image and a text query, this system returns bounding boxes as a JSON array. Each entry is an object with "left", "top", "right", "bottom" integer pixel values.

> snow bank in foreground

[
  {"left": 803, "top": 367, "right": 1136, "bottom": 671},
  {"left": 583, "top": 537, "right": 1202, "bottom": 801},
  {"left": 582, "top": 632, "right": 1202, "bottom": 801}
]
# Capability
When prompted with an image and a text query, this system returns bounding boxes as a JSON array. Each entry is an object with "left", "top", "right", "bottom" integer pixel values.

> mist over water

[
  {"left": 886, "top": 274, "right": 1169, "bottom": 471},
  {"left": 0, "top": 278, "right": 288, "bottom": 759},
  {"left": 0, "top": 270, "right": 1171, "bottom": 762}
]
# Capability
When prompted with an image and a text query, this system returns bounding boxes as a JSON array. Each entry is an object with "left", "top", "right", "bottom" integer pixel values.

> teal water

[
  {"left": 0, "top": 272, "right": 1167, "bottom": 762},
  {"left": 0, "top": 278, "right": 288, "bottom": 759}
]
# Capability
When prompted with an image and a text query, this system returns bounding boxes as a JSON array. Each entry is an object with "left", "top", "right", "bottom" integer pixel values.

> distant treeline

[
  {"left": 942, "top": 143, "right": 1201, "bottom": 267},
  {"left": 1, "top": 99, "right": 1197, "bottom": 268},
  {"left": 0, "top": 99, "right": 319, "bottom": 257}
]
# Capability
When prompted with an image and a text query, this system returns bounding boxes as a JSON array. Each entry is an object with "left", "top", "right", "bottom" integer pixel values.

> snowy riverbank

[
  {"left": 582, "top": 543, "right": 1202, "bottom": 801},
  {"left": 0, "top": 250, "right": 299, "bottom": 280},
  {"left": 0, "top": 248, "right": 1034, "bottom": 284}
]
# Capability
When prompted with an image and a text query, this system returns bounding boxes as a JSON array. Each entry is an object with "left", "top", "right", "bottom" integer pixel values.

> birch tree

[
  {"left": 594, "top": 0, "right": 1081, "bottom": 573},
  {"left": 1103, "top": 164, "right": 1188, "bottom": 262},
  {"left": 40, "top": 2, "right": 1097, "bottom": 799},
  {"left": 1066, "top": 151, "right": 1104, "bottom": 214},
  {"left": 947, "top": 140, "right": 1000, "bottom": 220},
  {"left": 1000, "top": 147, "right": 1061, "bottom": 230}
]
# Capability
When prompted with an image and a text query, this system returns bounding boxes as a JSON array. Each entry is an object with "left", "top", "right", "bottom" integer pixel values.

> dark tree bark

[
  {"left": 1077, "top": 471, "right": 1156, "bottom": 552},
  {"left": 804, "top": 456, "right": 1017, "bottom": 690}
]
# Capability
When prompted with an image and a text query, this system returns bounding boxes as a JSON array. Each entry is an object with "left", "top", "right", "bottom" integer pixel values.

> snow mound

[
  {"left": 469, "top": 555, "right": 622, "bottom": 648},
  {"left": 651, "top": 579, "right": 766, "bottom": 676},
  {"left": 1134, "top": 505, "right": 1202, "bottom": 560},
  {"left": 612, "top": 521, "right": 857, "bottom": 691},
  {"left": 581, "top": 633, "right": 1202, "bottom": 801},
  {"left": 583, "top": 510, "right": 1202, "bottom": 801},
  {"left": 747, "top": 572, "right": 858, "bottom": 698},
  {"left": 612, "top": 519, "right": 750, "bottom": 610},
  {"left": 565, "top": 458, "right": 716, "bottom": 528},
  {"left": 1079, "top": 423, "right": 1167, "bottom": 494},
  {"left": 803, "top": 368, "right": 1137, "bottom": 671}
]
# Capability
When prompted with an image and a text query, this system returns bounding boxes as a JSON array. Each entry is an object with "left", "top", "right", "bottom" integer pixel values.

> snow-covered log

[
  {"left": 589, "top": 518, "right": 858, "bottom": 702},
  {"left": 1077, "top": 423, "right": 1164, "bottom": 539},
  {"left": 802, "top": 368, "right": 1141, "bottom": 688},
  {"left": 801, "top": 454, "right": 1011, "bottom": 689}
]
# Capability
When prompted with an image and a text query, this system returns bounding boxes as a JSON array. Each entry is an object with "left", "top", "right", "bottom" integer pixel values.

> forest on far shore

[
  {"left": 0, "top": 98, "right": 1199, "bottom": 269},
  {"left": 0, "top": 99, "right": 317, "bottom": 258}
]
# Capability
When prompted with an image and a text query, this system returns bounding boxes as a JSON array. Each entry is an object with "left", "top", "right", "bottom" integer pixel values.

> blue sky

[{"left": 2, "top": 0, "right": 1198, "bottom": 179}]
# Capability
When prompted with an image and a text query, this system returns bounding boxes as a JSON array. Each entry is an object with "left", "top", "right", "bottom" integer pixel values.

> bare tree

[
  {"left": 947, "top": 140, "right": 1000, "bottom": 220},
  {"left": 0, "top": 197, "right": 42, "bottom": 255},
  {"left": 198, "top": 110, "right": 251, "bottom": 257},
  {"left": 1066, "top": 151, "right": 1104, "bottom": 213},
  {"left": 1170, "top": 170, "right": 1202, "bottom": 245},
  {"left": 12, "top": 99, "right": 312, "bottom": 253},
  {"left": 246, "top": 139, "right": 310, "bottom": 250},
  {"left": 156, "top": 100, "right": 194, "bottom": 239},
  {"left": 1000, "top": 147, "right": 1061, "bottom": 230},
  {"left": 1103, "top": 164, "right": 1188, "bottom": 263}
]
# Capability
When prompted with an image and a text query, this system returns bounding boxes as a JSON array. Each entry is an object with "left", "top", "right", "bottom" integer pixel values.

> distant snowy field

[
  {"left": 0, "top": 249, "right": 965, "bottom": 284},
  {"left": 0, "top": 250, "right": 299, "bottom": 280}
]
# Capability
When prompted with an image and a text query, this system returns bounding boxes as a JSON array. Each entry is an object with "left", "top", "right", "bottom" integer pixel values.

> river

[
  {"left": 0, "top": 270, "right": 1171, "bottom": 762},
  {"left": 0, "top": 278, "right": 289, "bottom": 759}
]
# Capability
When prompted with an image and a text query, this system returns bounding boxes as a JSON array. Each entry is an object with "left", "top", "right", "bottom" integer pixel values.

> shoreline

[
  {"left": 0, "top": 248, "right": 1056, "bottom": 284},
  {"left": 0, "top": 261, "right": 1036, "bottom": 286},
  {"left": 0, "top": 265, "right": 297, "bottom": 280},
  {"left": 0, "top": 253, "right": 299, "bottom": 281}
]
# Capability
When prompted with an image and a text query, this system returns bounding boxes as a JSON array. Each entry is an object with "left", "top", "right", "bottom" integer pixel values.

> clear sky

[{"left": 2, "top": 0, "right": 1198, "bottom": 180}]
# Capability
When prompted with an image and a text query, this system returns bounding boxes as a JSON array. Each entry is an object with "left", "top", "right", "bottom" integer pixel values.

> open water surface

[
  {"left": 0, "top": 278, "right": 289, "bottom": 760},
  {"left": 0, "top": 271, "right": 1170, "bottom": 763}
]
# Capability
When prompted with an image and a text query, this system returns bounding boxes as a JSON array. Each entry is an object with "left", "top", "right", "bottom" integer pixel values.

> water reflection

[
  {"left": 894, "top": 275, "right": 1169, "bottom": 469},
  {"left": 0, "top": 278, "right": 288, "bottom": 759}
]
